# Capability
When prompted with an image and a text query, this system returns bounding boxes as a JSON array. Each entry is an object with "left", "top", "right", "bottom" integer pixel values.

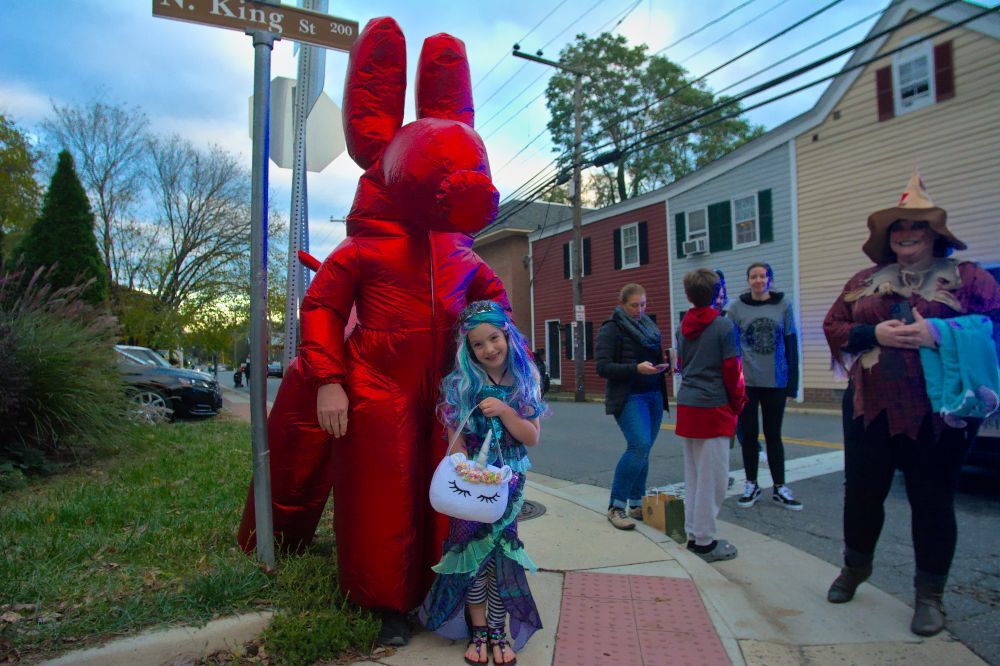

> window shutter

[
  {"left": 675, "top": 212, "right": 686, "bottom": 258},
  {"left": 585, "top": 322, "right": 594, "bottom": 360},
  {"left": 934, "top": 40, "right": 955, "bottom": 102},
  {"left": 638, "top": 222, "right": 649, "bottom": 265},
  {"left": 562, "top": 243, "right": 570, "bottom": 279},
  {"left": 708, "top": 201, "right": 732, "bottom": 253},
  {"left": 875, "top": 66, "right": 894, "bottom": 121},
  {"left": 583, "top": 237, "right": 592, "bottom": 276},
  {"left": 758, "top": 189, "right": 773, "bottom": 244},
  {"left": 613, "top": 228, "right": 622, "bottom": 270},
  {"left": 563, "top": 323, "right": 572, "bottom": 359}
]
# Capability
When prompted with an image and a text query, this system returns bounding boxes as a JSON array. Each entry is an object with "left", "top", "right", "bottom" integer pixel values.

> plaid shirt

[{"left": 824, "top": 261, "right": 1000, "bottom": 439}]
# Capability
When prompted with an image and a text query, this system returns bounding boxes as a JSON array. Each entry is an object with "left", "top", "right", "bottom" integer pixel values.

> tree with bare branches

[{"left": 40, "top": 99, "right": 150, "bottom": 288}]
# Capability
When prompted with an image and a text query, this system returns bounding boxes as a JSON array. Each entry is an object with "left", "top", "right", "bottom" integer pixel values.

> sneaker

[
  {"left": 772, "top": 485, "right": 803, "bottom": 510},
  {"left": 737, "top": 482, "right": 761, "bottom": 508},
  {"left": 627, "top": 506, "right": 643, "bottom": 521},
  {"left": 607, "top": 507, "right": 636, "bottom": 530},
  {"left": 689, "top": 539, "right": 738, "bottom": 563}
]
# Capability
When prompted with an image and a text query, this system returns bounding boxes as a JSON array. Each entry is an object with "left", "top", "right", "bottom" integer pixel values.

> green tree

[
  {"left": 545, "top": 33, "right": 764, "bottom": 205},
  {"left": 17, "top": 150, "right": 109, "bottom": 304},
  {"left": 0, "top": 115, "right": 42, "bottom": 258}
]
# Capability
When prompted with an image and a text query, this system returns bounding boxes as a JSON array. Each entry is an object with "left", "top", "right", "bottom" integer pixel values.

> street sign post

[
  {"left": 153, "top": 0, "right": 357, "bottom": 569},
  {"left": 152, "top": 0, "right": 358, "bottom": 50}
]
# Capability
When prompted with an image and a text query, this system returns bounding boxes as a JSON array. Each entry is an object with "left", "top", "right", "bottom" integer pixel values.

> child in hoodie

[{"left": 676, "top": 269, "right": 748, "bottom": 562}]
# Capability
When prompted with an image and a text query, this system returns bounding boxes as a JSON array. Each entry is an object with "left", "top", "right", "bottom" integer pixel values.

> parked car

[
  {"left": 267, "top": 361, "right": 283, "bottom": 378},
  {"left": 116, "top": 345, "right": 222, "bottom": 422}
]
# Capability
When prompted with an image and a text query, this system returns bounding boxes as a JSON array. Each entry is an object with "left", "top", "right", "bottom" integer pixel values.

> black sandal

[
  {"left": 488, "top": 626, "right": 517, "bottom": 665},
  {"left": 464, "top": 625, "right": 489, "bottom": 665}
]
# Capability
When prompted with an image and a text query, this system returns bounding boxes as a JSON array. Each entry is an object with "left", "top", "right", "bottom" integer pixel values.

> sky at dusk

[{"left": 1, "top": 0, "right": 897, "bottom": 259}]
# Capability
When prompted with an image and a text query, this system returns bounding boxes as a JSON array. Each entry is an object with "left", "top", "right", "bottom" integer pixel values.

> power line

[
  {"left": 476, "top": 0, "right": 605, "bottom": 111},
  {"left": 654, "top": 0, "right": 761, "bottom": 56},
  {"left": 677, "top": 0, "right": 794, "bottom": 66},
  {"left": 591, "top": 0, "right": 850, "bottom": 149},
  {"left": 493, "top": 0, "right": 846, "bottom": 181},
  {"left": 566, "top": 0, "right": 954, "bottom": 169},
  {"left": 607, "top": 0, "right": 957, "bottom": 156},
  {"left": 508, "top": 1, "right": 993, "bottom": 225},
  {"left": 473, "top": 0, "right": 569, "bottom": 92},
  {"left": 495, "top": 0, "right": 857, "bottom": 199},
  {"left": 497, "top": 0, "right": 979, "bottom": 221}
]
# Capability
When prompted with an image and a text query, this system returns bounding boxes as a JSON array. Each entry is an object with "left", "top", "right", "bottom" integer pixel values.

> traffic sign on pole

[{"left": 152, "top": 0, "right": 357, "bottom": 569}]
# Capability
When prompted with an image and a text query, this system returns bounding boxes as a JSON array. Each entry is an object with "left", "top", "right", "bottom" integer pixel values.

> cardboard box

[{"left": 642, "top": 492, "right": 686, "bottom": 544}]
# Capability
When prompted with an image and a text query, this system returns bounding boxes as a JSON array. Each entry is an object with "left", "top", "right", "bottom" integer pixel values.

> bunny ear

[
  {"left": 416, "top": 33, "right": 475, "bottom": 127},
  {"left": 343, "top": 17, "right": 407, "bottom": 169}
]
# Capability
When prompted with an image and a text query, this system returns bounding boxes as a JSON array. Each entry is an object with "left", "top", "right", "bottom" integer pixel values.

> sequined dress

[{"left": 418, "top": 384, "right": 542, "bottom": 650}]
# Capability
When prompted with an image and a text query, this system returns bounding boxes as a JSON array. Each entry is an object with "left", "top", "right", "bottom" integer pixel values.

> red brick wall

[
  {"left": 532, "top": 202, "right": 672, "bottom": 396},
  {"left": 474, "top": 235, "right": 531, "bottom": 330}
]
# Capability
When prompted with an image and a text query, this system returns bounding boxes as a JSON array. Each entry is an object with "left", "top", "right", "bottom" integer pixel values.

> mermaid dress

[{"left": 418, "top": 384, "right": 542, "bottom": 650}]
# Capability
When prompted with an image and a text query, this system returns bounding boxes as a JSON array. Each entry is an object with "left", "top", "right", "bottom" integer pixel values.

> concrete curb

[{"left": 41, "top": 612, "right": 273, "bottom": 666}]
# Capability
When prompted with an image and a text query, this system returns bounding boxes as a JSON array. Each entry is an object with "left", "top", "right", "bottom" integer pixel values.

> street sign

[
  {"left": 152, "top": 0, "right": 358, "bottom": 51},
  {"left": 575, "top": 305, "right": 585, "bottom": 322},
  {"left": 249, "top": 77, "right": 346, "bottom": 172}
]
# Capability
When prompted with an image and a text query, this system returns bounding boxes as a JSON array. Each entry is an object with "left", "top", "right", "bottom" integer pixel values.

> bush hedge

[{"left": 0, "top": 266, "right": 129, "bottom": 485}]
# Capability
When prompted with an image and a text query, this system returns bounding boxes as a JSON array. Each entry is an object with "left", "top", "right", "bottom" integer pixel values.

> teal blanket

[{"left": 920, "top": 315, "right": 1000, "bottom": 423}]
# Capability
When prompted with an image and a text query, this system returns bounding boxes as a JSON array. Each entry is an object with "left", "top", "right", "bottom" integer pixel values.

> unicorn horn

[{"left": 475, "top": 430, "right": 493, "bottom": 468}]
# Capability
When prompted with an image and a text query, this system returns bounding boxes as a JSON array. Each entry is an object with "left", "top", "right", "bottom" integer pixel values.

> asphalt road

[{"left": 529, "top": 399, "right": 1000, "bottom": 665}]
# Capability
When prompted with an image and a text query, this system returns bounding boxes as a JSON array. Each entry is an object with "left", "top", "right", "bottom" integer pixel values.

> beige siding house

[{"left": 795, "top": 1, "right": 1000, "bottom": 403}]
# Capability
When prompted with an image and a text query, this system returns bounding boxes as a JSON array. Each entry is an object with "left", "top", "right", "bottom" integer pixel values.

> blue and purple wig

[{"left": 438, "top": 300, "right": 547, "bottom": 434}]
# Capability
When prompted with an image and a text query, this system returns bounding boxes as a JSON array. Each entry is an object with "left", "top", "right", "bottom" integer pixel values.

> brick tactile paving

[
  {"left": 555, "top": 572, "right": 728, "bottom": 666},
  {"left": 638, "top": 629, "right": 731, "bottom": 666}
]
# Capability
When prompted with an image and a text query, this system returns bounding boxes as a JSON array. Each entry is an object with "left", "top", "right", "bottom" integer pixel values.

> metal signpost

[{"left": 152, "top": 0, "right": 358, "bottom": 568}]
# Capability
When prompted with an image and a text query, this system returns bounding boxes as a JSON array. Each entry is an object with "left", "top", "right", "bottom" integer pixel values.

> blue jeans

[{"left": 610, "top": 390, "right": 663, "bottom": 509}]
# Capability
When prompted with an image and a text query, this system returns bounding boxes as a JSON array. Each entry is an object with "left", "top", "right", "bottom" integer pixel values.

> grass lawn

[{"left": 0, "top": 418, "right": 377, "bottom": 665}]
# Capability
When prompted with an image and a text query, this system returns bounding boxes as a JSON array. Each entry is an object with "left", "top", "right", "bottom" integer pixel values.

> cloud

[{"left": 0, "top": 80, "right": 55, "bottom": 124}]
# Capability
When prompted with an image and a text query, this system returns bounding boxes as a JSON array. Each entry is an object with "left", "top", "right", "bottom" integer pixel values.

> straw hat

[{"left": 862, "top": 169, "right": 966, "bottom": 264}]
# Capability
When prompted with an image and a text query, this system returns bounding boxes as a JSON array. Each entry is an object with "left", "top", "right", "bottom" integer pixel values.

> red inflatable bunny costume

[{"left": 237, "top": 17, "right": 509, "bottom": 615}]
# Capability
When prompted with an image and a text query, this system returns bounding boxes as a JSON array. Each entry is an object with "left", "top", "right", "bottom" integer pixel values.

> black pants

[
  {"left": 842, "top": 387, "right": 974, "bottom": 578},
  {"left": 739, "top": 386, "right": 787, "bottom": 485}
]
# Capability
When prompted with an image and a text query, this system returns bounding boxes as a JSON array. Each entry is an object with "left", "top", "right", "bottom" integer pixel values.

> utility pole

[{"left": 512, "top": 46, "right": 587, "bottom": 402}]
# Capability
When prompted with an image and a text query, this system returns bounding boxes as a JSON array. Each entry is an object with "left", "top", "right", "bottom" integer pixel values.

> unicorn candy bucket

[{"left": 429, "top": 431, "right": 512, "bottom": 524}]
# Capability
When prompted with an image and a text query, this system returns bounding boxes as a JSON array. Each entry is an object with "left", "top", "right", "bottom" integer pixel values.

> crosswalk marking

[{"left": 660, "top": 422, "right": 843, "bottom": 450}]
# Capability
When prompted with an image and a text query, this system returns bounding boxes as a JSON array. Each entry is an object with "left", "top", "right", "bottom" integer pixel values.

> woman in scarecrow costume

[{"left": 822, "top": 169, "right": 1000, "bottom": 637}]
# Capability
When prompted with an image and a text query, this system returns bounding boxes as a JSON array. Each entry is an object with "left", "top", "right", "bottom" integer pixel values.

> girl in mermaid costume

[{"left": 419, "top": 300, "right": 547, "bottom": 665}]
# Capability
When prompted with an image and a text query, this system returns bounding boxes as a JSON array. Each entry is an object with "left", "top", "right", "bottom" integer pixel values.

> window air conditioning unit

[{"left": 682, "top": 237, "right": 708, "bottom": 255}]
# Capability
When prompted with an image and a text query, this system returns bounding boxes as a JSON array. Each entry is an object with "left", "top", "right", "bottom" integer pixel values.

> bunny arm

[{"left": 298, "top": 240, "right": 360, "bottom": 387}]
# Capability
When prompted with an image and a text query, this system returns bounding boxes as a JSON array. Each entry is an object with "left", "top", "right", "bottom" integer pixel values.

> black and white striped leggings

[{"left": 466, "top": 559, "right": 505, "bottom": 628}]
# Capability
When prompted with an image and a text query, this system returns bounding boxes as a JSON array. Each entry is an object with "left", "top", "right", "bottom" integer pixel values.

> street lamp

[{"left": 512, "top": 47, "right": 587, "bottom": 402}]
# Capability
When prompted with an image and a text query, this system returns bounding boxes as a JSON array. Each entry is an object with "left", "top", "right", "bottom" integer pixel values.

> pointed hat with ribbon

[{"left": 863, "top": 168, "right": 966, "bottom": 264}]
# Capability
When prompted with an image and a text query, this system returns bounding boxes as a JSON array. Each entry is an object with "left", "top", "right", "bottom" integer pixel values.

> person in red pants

[{"left": 237, "top": 17, "right": 508, "bottom": 646}]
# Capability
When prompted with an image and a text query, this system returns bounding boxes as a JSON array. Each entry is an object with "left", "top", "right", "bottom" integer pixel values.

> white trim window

[
  {"left": 685, "top": 208, "right": 708, "bottom": 243},
  {"left": 893, "top": 38, "right": 935, "bottom": 115},
  {"left": 732, "top": 194, "right": 759, "bottom": 248},
  {"left": 621, "top": 222, "right": 640, "bottom": 269}
]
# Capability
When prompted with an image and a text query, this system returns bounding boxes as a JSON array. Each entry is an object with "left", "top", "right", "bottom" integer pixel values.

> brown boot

[
  {"left": 911, "top": 583, "right": 946, "bottom": 636},
  {"left": 827, "top": 563, "right": 872, "bottom": 603},
  {"left": 628, "top": 506, "right": 643, "bottom": 521}
]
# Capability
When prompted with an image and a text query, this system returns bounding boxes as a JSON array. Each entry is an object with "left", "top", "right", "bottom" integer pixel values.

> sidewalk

[
  {"left": 346, "top": 473, "right": 985, "bottom": 665},
  {"left": 45, "top": 389, "right": 987, "bottom": 665}
]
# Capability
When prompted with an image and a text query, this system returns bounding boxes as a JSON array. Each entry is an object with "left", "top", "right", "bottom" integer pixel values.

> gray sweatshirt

[{"left": 725, "top": 291, "right": 799, "bottom": 394}]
